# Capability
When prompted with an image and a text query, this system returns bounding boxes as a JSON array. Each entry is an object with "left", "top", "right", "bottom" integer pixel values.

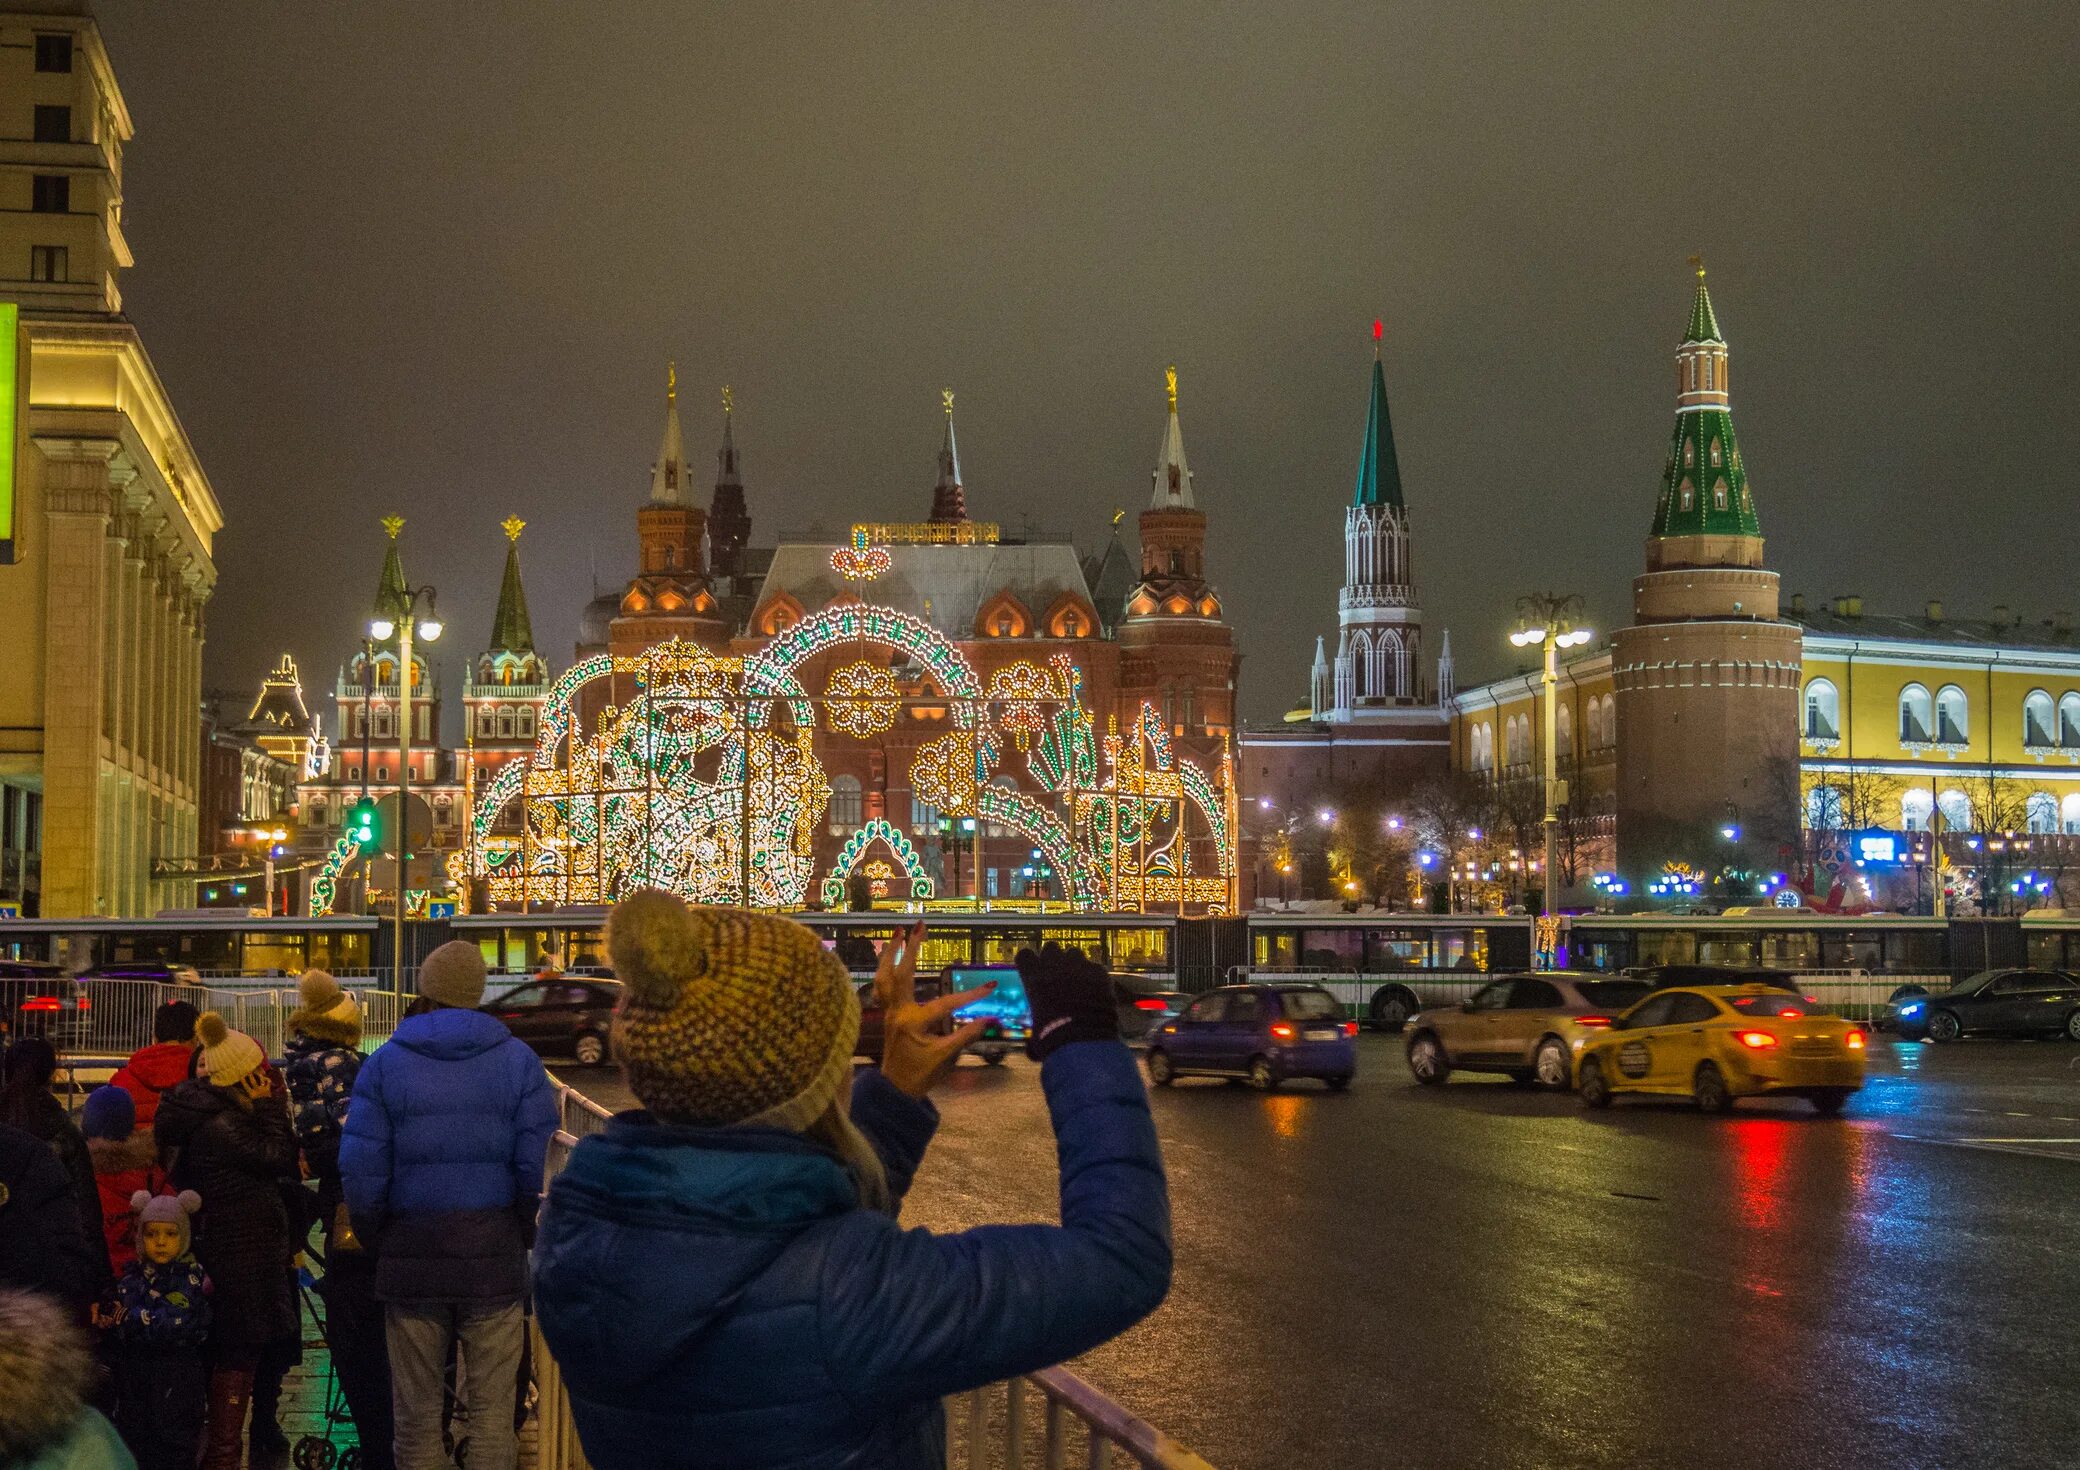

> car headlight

[{"left": 1898, "top": 1002, "right": 1923, "bottom": 1016}]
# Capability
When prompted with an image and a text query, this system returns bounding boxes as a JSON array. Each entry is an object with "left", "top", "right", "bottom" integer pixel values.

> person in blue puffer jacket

[
  {"left": 340, "top": 942, "right": 556, "bottom": 1470},
  {"left": 533, "top": 893, "right": 1172, "bottom": 1470}
]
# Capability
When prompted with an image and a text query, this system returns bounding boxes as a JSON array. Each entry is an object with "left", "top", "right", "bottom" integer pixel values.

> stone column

[{"left": 39, "top": 447, "right": 121, "bottom": 915}]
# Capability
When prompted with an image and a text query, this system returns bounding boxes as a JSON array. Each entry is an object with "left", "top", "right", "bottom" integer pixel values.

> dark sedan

[
  {"left": 486, "top": 976, "right": 623, "bottom": 1065},
  {"left": 0, "top": 961, "right": 89, "bottom": 1045},
  {"left": 1895, "top": 969, "right": 2080, "bottom": 1043},
  {"left": 1625, "top": 963, "right": 1804, "bottom": 995}
]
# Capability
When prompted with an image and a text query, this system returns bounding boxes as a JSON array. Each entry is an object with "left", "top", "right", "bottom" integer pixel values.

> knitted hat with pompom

[
  {"left": 608, "top": 889, "right": 859, "bottom": 1131},
  {"left": 131, "top": 1188, "right": 202, "bottom": 1257},
  {"left": 193, "top": 1011, "right": 265, "bottom": 1088}
]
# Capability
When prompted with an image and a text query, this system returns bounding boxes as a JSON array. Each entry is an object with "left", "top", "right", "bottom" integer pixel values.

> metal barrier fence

[
  {"left": 527, "top": 1079, "right": 1217, "bottom": 1470},
  {"left": 34, "top": 979, "right": 411, "bottom": 1063}
]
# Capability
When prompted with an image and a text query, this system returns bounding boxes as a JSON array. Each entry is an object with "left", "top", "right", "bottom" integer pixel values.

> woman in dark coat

[
  {"left": 153, "top": 1013, "right": 298, "bottom": 1470},
  {"left": 0, "top": 1037, "right": 111, "bottom": 1297}
]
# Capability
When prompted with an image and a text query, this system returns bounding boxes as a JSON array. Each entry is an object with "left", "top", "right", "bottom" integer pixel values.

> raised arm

[{"left": 820, "top": 1038, "right": 1170, "bottom": 1402}]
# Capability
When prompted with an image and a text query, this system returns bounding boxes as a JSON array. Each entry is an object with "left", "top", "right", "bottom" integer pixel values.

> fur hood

[
  {"left": 0, "top": 1289, "right": 93, "bottom": 1461},
  {"left": 86, "top": 1129, "right": 158, "bottom": 1177},
  {"left": 289, "top": 1008, "right": 363, "bottom": 1048}
]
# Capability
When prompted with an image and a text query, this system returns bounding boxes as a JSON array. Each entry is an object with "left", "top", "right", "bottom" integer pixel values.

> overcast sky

[{"left": 90, "top": 0, "right": 2080, "bottom": 722}]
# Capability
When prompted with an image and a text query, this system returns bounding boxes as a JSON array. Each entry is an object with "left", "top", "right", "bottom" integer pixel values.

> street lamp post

[
  {"left": 1509, "top": 593, "right": 1592, "bottom": 933},
  {"left": 371, "top": 586, "right": 442, "bottom": 986}
]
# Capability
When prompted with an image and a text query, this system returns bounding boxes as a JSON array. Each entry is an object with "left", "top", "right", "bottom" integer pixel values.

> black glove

[{"left": 1017, "top": 943, "right": 1119, "bottom": 1062}]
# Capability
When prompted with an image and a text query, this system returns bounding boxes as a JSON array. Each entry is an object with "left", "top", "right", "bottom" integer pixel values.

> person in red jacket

[
  {"left": 82, "top": 1085, "right": 163, "bottom": 1274},
  {"left": 112, "top": 1001, "right": 201, "bottom": 1130}
]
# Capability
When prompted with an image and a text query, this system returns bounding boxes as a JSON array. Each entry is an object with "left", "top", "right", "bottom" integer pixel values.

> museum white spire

[
  {"left": 650, "top": 360, "right": 688, "bottom": 506},
  {"left": 1150, "top": 365, "right": 1195, "bottom": 509}
]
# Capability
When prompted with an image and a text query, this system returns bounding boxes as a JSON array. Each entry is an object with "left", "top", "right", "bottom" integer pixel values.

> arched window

[
  {"left": 1937, "top": 788, "right": 1973, "bottom": 834},
  {"left": 1803, "top": 679, "right": 1840, "bottom": 741},
  {"left": 2025, "top": 690, "right": 2056, "bottom": 747},
  {"left": 2062, "top": 694, "right": 2080, "bottom": 747},
  {"left": 828, "top": 776, "right": 863, "bottom": 832},
  {"left": 1683, "top": 439, "right": 1693, "bottom": 467},
  {"left": 1555, "top": 703, "right": 1573, "bottom": 762},
  {"left": 518, "top": 708, "right": 534, "bottom": 738},
  {"left": 1347, "top": 631, "right": 1370, "bottom": 698},
  {"left": 910, "top": 794, "right": 941, "bottom": 834},
  {"left": 2063, "top": 794, "right": 2080, "bottom": 836},
  {"left": 498, "top": 708, "right": 515, "bottom": 739},
  {"left": 1899, "top": 684, "right": 1932, "bottom": 744},
  {"left": 373, "top": 706, "right": 393, "bottom": 739},
  {"left": 1471, "top": 723, "right": 1493, "bottom": 774},
  {"left": 1712, "top": 477, "right": 1728, "bottom": 511},
  {"left": 309, "top": 801, "right": 328, "bottom": 828},
  {"left": 1807, "top": 785, "right": 1845, "bottom": 830},
  {"left": 1679, "top": 479, "right": 1694, "bottom": 511},
  {"left": 2026, "top": 792, "right": 2059, "bottom": 835},
  {"left": 1935, "top": 686, "right": 1968, "bottom": 744},
  {"left": 1901, "top": 788, "right": 1933, "bottom": 832}
]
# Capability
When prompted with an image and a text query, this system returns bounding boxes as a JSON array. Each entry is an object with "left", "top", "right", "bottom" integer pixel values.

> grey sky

[{"left": 91, "top": 0, "right": 2080, "bottom": 721}]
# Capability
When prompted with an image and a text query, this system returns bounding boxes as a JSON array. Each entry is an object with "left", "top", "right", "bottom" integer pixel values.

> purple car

[{"left": 1143, "top": 983, "right": 1357, "bottom": 1092}]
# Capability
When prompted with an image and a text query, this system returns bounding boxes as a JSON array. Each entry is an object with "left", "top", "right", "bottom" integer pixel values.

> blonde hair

[{"left": 805, "top": 1097, "right": 891, "bottom": 1214}]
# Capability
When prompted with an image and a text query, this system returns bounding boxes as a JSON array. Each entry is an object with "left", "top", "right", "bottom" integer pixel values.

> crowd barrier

[{"left": 26, "top": 978, "right": 409, "bottom": 1065}]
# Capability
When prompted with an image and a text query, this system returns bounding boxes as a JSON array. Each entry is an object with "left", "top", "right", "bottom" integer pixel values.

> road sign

[
  {"left": 427, "top": 901, "right": 457, "bottom": 919},
  {"left": 0, "top": 902, "right": 18, "bottom": 918}
]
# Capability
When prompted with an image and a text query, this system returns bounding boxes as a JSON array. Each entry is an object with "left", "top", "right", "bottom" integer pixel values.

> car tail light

[
  {"left": 1343, "top": 1021, "right": 1358, "bottom": 1037},
  {"left": 76, "top": 997, "right": 90, "bottom": 1011},
  {"left": 1845, "top": 1029, "right": 1866, "bottom": 1050},
  {"left": 1778, "top": 1008, "right": 1801, "bottom": 1018},
  {"left": 1737, "top": 1030, "right": 1778, "bottom": 1050},
  {"left": 1575, "top": 1015, "right": 1612, "bottom": 1029},
  {"left": 21, "top": 997, "right": 59, "bottom": 1012},
  {"left": 1133, "top": 998, "right": 1171, "bottom": 1011},
  {"left": 1269, "top": 1022, "right": 1296, "bottom": 1042}
]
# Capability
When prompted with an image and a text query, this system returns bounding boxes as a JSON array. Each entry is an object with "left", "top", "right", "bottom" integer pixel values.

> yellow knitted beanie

[
  {"left": 608, "top": 889, "right": 859, "bottom": 1130},
  {"left": 193, "top": 1011, "right": 266, "bottom": 1088}
]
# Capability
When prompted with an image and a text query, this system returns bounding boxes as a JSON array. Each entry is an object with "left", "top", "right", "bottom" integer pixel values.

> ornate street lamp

[
  {"left": 1507, "top": 592, "right": 1593, "bottom": 935},
  {"left": 370, "top": 585, "right": 441, "bottom": 982}
]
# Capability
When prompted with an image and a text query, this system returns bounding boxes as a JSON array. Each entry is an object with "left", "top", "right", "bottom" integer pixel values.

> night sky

[{"left": 90, "top": 1, "right": 2080, "bottom": 724}]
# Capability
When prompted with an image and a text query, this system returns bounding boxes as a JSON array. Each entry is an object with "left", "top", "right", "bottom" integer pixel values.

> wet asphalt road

[{"left": 574, "top": 1037, "right": 2080, "bottom": 1470}]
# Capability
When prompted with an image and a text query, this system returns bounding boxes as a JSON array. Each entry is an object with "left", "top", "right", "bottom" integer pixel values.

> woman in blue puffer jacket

[{"left": 533, "top": 894, "right": 1171, "bottom": 1470}]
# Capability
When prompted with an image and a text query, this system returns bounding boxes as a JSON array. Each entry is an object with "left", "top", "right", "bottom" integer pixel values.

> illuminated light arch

[
  {"left": 743, "top": 603, "right": 985, "bottom": 729},
  {"left": 819, "top": 819, "right": 934, "bottom": 906},
  {"left": 307, "top": 835, "right": 361, "bottom": 917}
]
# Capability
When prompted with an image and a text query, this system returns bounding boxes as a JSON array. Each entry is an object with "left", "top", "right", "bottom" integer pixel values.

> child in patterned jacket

[{"left": 104, "top": 1189, "right": 211, "bottom": 1470}]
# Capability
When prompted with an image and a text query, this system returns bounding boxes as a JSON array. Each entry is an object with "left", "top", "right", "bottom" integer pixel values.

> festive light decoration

[
  {"left": 306, "top": 835, "right": 361, "bottom": 917},
  {"left": 830, "top": 527, "right": 893, "bottom": 582},
  {"left": 466, "top": 604, "right": 1238, "bottom": 913},
  {"left": 824, "top": 661, "right": 901, "bottom": 738},
  {"left": 819, "top": 819, "right": 935, "bottom": 906},
  {"left": 850, "top": 520, "right": 1000, "bottom": 546}
]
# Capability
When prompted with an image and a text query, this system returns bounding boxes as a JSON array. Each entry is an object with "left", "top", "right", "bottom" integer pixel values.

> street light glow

[
  {"left": 419, "top": 614, "right": 444, "bottom": 642},
  {"left": 368, "top": 617, "right": 396, "bottom": 640},
  {"left": 1318, "top": 808, "right": 1335, "bottom": 825}
]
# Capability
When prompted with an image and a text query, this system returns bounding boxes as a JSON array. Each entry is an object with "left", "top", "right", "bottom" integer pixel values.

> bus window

[
  {"left": 1696, "top": 931, "right": 1760, "bottom": 966},
  {"left": 1039, "top": 928, "right": 1103, "bottom": 965},
  {"left": 1634, "top": 930, "right": 1696, "bottom": 967},
  {"left": 1885, "top": 930, "right": 1944, "bottom": 973},
  {"left": 2026, "top": 932, "right": 2068, "bottom": 971},
  {"left": 918, "top": 929, "right": 972, "bottom": 972},
  {"left": 1365, "top": 929, "right": 1427, "bottom": 971},
  {"left": 1300, "top": 928, "right": 1363, "bottom": 972},
  {"left": 1253, "top": 930, "right": 1299, "bottom": 972},
  {"left": 1819, "top": 932, "right": 1882, "bottom": 972},
  {"left": 1108, "top": 927, "right": 1170, "bottom": 972},
  {"left": 979, "top": 927, "right": 1042, "bottom": 964},
  {"left": 242, "top": 934, "right": 308, "bottom": 977},
  {"left": 1432, "top": 929, "right": 1488, "bottom": 972},
  {"left": 1756, "top": 930, "right": 1818, "bottom": 970},
  {"left": 1573, "top": 937, "right": 1632, "bottom": 973},
  {"left": 309, "top": 932, "right": 372, "bottom": 976}
]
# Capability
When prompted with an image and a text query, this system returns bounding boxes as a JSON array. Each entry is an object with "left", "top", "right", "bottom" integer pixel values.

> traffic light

[{"left": 347, "top": 798, "right": 380, "bottom": 846}]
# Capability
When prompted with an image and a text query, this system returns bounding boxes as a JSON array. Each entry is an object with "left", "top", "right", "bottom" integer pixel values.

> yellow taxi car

[{"left": 1575, "top": 985, "right": 1867, "bottom": 1114}]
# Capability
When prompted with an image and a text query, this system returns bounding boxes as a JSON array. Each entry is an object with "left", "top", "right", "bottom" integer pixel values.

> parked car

[
  {"left": 1114, "top": 976, "right": 1186, "bottom": 1043},
  {"left": 1575, "top": 985, "right": 1867, "bottom": 1114},
  {"left": 1143, "top": 984, "right": 1357, "bottom": 1091},
  {"left": 1404, "top": 973, "right": 1652, "bottom": 1089},
  {"left": 0, "top": 961, "right": 90, "bottom": 1045},
  {"left": 1894, "top": 969, "right": 2080, "bottom": 1042},
  {"left": 485, "top": 976, "right": 623, "bottom": 1065}
]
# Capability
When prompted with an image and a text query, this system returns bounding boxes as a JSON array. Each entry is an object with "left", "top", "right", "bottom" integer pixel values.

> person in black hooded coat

[{"left": 153, "top": 1013, "right": 298, "bottom": 1470}]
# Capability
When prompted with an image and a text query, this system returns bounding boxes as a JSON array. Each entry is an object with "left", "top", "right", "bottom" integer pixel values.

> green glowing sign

[{"left": 0, "top": 301, "right": 16, "bottom": 560}]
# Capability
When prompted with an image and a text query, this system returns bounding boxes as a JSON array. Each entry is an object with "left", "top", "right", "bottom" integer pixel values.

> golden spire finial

[
  {"left": 721, "top": 383, "right": 733, "bottom": 416},
  {"left": 1689, "top": 253, "right": 1706, "bottom": 282},
  {"left": 380, "top": 514, "right": 404, "bottom": 540},
  {"left": 1111, "top": 507, "right": 1125, "bottom": 528},
  {"left": 501, "top": 515, "right": 525, "bottom": 543},
  {"left": 941, "top": 387, "right": 955, "bottom": 419},
  {"left": 1165, "top": 365, "right": 1178, "bottom": 412},
  {"left": 667, "top": 360, "right": 677, "bottom": 404}
]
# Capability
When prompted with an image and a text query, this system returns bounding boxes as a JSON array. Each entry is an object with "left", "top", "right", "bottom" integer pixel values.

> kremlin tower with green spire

[{"left": 1612, "top": 264, "right": 1802, "bottom": 874}]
